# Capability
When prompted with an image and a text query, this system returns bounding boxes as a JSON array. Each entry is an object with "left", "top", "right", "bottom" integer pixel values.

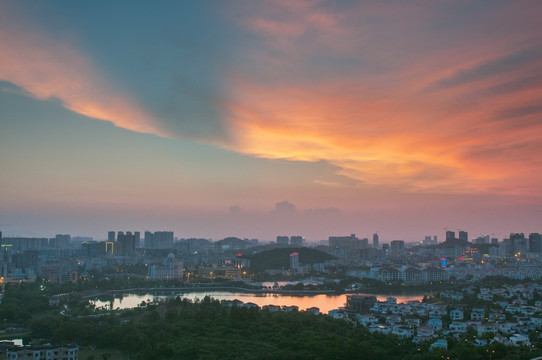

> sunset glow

[{"left": 1, "top": 1, "right": 542, "bottom": 241}]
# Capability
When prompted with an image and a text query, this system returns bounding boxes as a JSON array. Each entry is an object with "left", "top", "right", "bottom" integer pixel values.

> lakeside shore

[{"left": 80, "top": 284, "right": 438, "bottom": 300}]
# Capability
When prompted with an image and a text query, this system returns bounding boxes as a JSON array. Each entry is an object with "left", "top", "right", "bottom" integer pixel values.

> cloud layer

[
  {"left": 0, "top": 3, "right": 167, "bottom": 137},
  {"left": 222, "top": 1, "right": 542, "bottom": 196},
  {"left": 2, "top": 1, "right": 542, "bottom": 198}
]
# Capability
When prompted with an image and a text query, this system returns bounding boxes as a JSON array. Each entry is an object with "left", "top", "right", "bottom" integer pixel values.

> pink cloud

[
  {"left": 0, "top": 5, "right": 167, "bottom": 138},
  {"left": 221, "top": 1, "right": 542, "bottom": 197}
]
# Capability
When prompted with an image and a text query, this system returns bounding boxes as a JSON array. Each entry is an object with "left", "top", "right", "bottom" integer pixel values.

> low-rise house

[
  {"left": 449, "top": 321, "right": 467, "bottom": 333},
  {"left": 505, "top": 305, "right": 521, "bottom": 314},
  {"left": 428, "top": 304, "right": 447, "bottom": 317},
  {"left": 470, "top": 308, "right": 485, "bottom": 321},
  {"left": 262, "top": 305, "right": 281, "bottom": 312},
  {"left": 509, "top": 333, "right": 530, "bottom": 346},
  {"left": 477, "top": 323, "right": 498, "bottom": 336},
  {"left": 6, "top": 346, "right": 78, "bottom": 360},
  {"left": 357, "top": 314, "right": 378, "bottom": 327},
  {"left": 392, "top": 325, "right": 414, "bottom": 339},
  {"left": 498, "top": 321, "right": 519, "bottom": 334},
  {"left": 518, "top": 306, "right": 536, "bottom": 316},
  {"left": 306, "top": 307, "right": 320, "bottom": 315},
  {"left": 492, "top": 334, "right": 509, "bottom": 346},
  {"left": 386, "top": 297, "right": 397, "bottom": 304},
  {"left": 530, "top": 317, "right": 542, "bottom": 327},
  {"left": 440, "top": 291, "right": 464, "bottom": 301},
  {"left": 467, "top": 320, "right": 482, "bottom": 328},
  {"left": 386, "top": 314, "right": 401, "bottom": 324},
  {"left": 429, "top": 339, "right": 448, "bottom": 350},
  {"left": 413, "top": 335, "right": 434, "bottom": 344},
  {"left": 405, "top": 318, "right": 421, "bottom": 327},
  {"left": 328, "top": 309, "right": 348, "bottom": 320},
  {"left": 427, "top": 318, "right": 443, "bottom": 331},
  {"left": 495, "top": 301, "right": 509, "bottom": 308},
  {"left": 416, "top": 308, "right": 428, "bottom": 317},
  {"left": 242, "top": 302, "right": 259, "bottom": 309},
  {"left": 478, "top": 293, "right": 493, "bottom": 301},
  {"left": 473, "top": 339, "right": 488, "bottom": 347},
  {"left": 368, "top": 324, "right": 391, "bottom": 335},
  {"left": 282, "top": 305, "right": 298, "bottom": 312},
  {"left": 488, "top": 311, "right": 504, "bottom": 322},
  {"left": 222, "top": 299, "right": 244, "bottom": 307},
  {"left": 450, "top": 309, "right": 464, "bottom": 321},
  {"left": 417, "top": 326, "right": 435, "bottom": 338}
]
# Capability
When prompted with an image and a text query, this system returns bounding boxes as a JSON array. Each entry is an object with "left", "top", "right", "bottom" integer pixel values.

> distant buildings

[
  {"left": 329, "top": 234, "right": 359, "bottom": 249},
  {"left": 276, "top": 236, "right": 289, "bottom": 245},
  {"left": 290, "top": 236, "right": 303, "bottom": 247},
  {"left": 144, "top": 231, "right": 174, "bottom": 249},
  {"left": 290, "top": 252, "right": 299, "bottom": 269},
  {"left": 372, "top": 233, "right": 379, "bottom": 248},
  {"left": 116, "top": 232, "right": 137, "bottom": 257},
  {"left": 346, "top": 295, "right": 376, "bottom": 313},
  {"left": 390, "top": 240, "right": 405, "bottom": 256},
  {"left": 529, "top": 233, "right": 542, "bottom": 253},
  {"left": 510, "top": 233, "right": 528, "bottom": 255},
  {"left": 6, "top": 345, "right": 78, "bottom": 360},
  {"left": 148, "top": 253, "right": 183, "bottom": 281},
  {"left": 276, "top": 236, "right": 304, "bottom": 246},
  {"left": 423, "top": 236, "right": 438, "bottom": 246}
]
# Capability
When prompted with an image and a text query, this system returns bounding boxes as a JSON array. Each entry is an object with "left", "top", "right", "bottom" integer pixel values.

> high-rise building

[
  {"left": 276, "top": 236, "right": 289, "bottom": 245},
  {"left": 82, "top": 241, "right": 106, "bottom": 257},
  {"left": 446, "top": 231, "right": 455, "bottom": 242},
  {"left": 423, "top": 236, "right": 432, "bottom": 246},
  {"left": 117, "top": 232, "right": 136, "bottom": 257},
  {"left": 382, "top": 243, "right": 390, "bottom": 254},
  {"left": 458, "top": 231, "right": 468, "bottom": 243},
  {"left": 108, "top": 231, "right": 115, "bottom": 242},
  {"left": 390, "top": 240, "right": 405, "bottom": 256},
  {"left": 144, "top": 231, "right": 174, "bottom": 249},
  {"left": 290, "top": 236, "right": 303, "bottom": 247},
  {"left": 144, "top": 231, "right": 153, "bottom": 248},
  {"left": 529, "top": 233, "right": 542, "bottom": 253},
  {"left": 49, "top": 234, "right": 70, "bottom": 249},
  {"left": 329, "top": 234, "right": 359, "bottom": 249},
  {"left": 510, "top": 233, "right": 528, "bottom": 255},
  {"left": 290, "top": 252, "right": 299, "bottom": 269},
  {"left": 373, "top": 233, "right": 379, "bottom": 248}
]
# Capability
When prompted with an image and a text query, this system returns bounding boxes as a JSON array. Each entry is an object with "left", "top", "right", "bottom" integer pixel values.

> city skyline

[{"left": 1, "top": 1, "right": 542, "bottom": 241}]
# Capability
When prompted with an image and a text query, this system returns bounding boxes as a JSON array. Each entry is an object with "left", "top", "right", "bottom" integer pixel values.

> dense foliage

[
  {"left": 21, "top": 295, "right": 540, "bottom": 360},
  {"left": 2, "top": 277, "right": 542, "bottom": 359}
]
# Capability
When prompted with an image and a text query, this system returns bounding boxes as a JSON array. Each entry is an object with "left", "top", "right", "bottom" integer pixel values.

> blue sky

[{"left": 1, "top": 1, "right": 542, "bottom": 242}]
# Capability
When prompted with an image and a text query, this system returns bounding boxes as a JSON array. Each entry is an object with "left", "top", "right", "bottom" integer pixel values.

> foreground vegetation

[
  {"left": 1, "top": 279, "right": 541, "bottom": 359},
  {"left": 25, "top": 295, "right": 540, "bottom": 359}
]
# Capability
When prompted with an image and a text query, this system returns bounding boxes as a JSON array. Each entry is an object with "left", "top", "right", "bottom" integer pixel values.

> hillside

[{"left": 246, "top": 247, "right": 335, "bottom": 272}]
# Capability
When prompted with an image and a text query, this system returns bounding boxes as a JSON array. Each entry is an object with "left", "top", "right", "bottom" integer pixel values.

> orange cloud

[
  {"left": 0, "top": 5, "right": 167, "bottom": 138},
  {"left": 222, "top": 1, "right": 542, "bottom": 196}
]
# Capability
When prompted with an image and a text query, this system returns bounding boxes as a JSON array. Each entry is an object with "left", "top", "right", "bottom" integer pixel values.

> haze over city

[{"left": 2, "top": 1, "right": 542, "bottom": 242}]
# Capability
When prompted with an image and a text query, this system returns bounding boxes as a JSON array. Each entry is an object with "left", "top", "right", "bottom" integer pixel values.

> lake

[{"left": 90, "top": 291, "right": 429, "bottom": 314}]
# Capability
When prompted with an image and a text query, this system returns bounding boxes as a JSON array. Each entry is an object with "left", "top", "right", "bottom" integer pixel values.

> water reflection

[{"left": 91, "top": 291, "right": 426, "bottom": 314}]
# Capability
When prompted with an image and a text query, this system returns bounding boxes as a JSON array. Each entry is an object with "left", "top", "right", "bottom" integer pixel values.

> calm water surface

[{"left": 91, "top": 291, "right": 429, "bottom": 314}]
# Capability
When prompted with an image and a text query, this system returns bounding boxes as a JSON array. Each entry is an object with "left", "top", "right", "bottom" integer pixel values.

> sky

[{"left": 1, "top": 0, "right": 542, "bottom": 243}]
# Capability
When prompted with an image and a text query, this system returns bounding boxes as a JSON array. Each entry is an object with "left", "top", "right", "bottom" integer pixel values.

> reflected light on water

[{"left": 91, "top": 292, "right": 426, "bottom": 314}]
